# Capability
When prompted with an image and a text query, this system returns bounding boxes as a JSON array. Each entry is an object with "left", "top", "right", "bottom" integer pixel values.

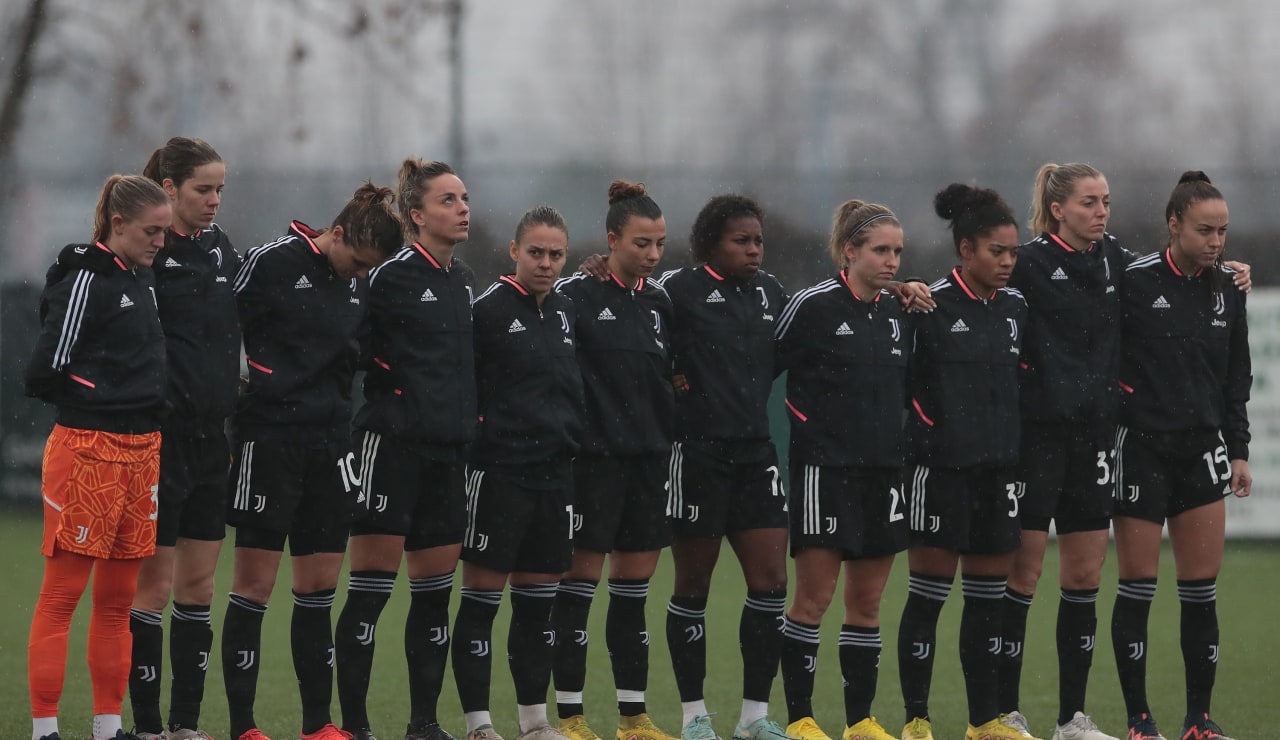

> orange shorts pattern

[{"left": 40, "top": 424, "right": 162, "bottom": 559}]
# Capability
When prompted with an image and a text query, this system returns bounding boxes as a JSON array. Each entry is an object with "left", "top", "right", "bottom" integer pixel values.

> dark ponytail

[
  {"left": 1165, "top": 170, "right": 1227, "bottom": 301},
  {"left": 332, "top": 181, "right": 403, "bottom": 259},
  {"left": 142, "top": 136, "right": 222, "bottom": 188},
  {"left": 934, "top": 182, "right": 1016, "bottom": 256},
  {"left": 605, "top": 179, "right": 662, "bottom": 236}
]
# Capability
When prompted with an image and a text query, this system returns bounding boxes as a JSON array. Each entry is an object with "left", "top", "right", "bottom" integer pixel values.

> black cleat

[{"left": 407, "top": 723, "right": 460, "bottom": 740}]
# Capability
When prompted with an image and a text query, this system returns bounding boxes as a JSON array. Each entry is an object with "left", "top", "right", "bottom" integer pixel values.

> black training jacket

[
  {"left": 232, "top": 221, "right": 366, "bottom": 443},
  {"left": 470, "top": 276, "right": 584, "bottom": 467},
  {"left": 776, "top": 271, "right": 911, "bottom": 468},
  {"left": 354, "top": 243, "right": 477, "bottom": 447},
  {"left": 656, "top": 265, "right": 788, "bottom": 444},
  {"left": 1010, "top": 231, "right": 1135, "bottom": 434},
  {"left": 905, "top": 268, "right": 1028, "bottom": 468},
  {"left": 1118, "top": 249, "right": 1251, "bottom": 459},
  {"left": 25, "top": 242, "right": 166, "bottom": 433},
  {"left": 153, "top": 224, "right": 241, "bottom": 435},
  {"left": 555, "top": 271, "right": 674, "bottom": 456}
]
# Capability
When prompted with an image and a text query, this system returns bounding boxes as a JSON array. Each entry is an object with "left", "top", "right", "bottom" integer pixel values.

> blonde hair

[
  {"left": 1029, "top": 162, "right": 1104, "bottom": 235},
  {"left": 92, "top": 174, "right": 169, "bottom": 243},
  {"left": 828, "top": 199, "right": 898, "bottom": 268}
]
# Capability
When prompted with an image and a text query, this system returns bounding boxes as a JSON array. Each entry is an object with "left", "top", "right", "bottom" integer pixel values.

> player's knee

[{"left": 790, "top": 591, "right": 832, "bottom": 624}]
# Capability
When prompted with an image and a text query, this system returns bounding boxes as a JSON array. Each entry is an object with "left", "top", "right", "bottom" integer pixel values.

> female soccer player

[
  {"left": 774, "top": 200, "right": 910, "bottom": 740},
  {"left": 335, "top": 159, "right": 474, "bottom": 740},
  {"left": 896, "top": 183, "right": 1031, "bottom": 740},
  {"left": 26, "top": 174, "right": 171, "bottom": 740},
  {"left": 450, "top": 206, "right": 583, "bottom": 740},
  {"left": 220, "top": 183, "right": 402, "bottom": 740},
  {"left": 128, "top": 136, "right": 239, "bottom": 740},
  {"left": 1109, "top": 172, "right": 1250, "bottom": 740},
  {"left": 997, "top": 163, "right": 1250, "bottom": 740},
  {"left": 657, "top": 195, "right": 791, "bottom": 740},
  {"left": 551, "top": 181, "right": 676, "bottom": 740}
]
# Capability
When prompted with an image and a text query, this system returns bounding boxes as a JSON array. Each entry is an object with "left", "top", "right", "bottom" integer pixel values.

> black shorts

[
  {"left": 1016, "top": 422, "right": 1114, "bottom": 534},
  {"left": 156, "top": 429, "right": 230, "bottom": 546},
  {"left": 572, "top": 453, "right": 672, "bottom": 554},
  {"left": 461, "top": 464, "right": 573, "bottom": 575},
  {"left": 789, "top": 464, "right": 907, "bottom": 559},
  {"left": 351, "top": 431, "right": 467, "bottom": 550},
  {"left": 1113, "top": 426, "right": 1233, "bottom": 523},
  {"left": 667, "top": 441, "right": 789, "bottom": 539},
  {"left": 226, "top": 439, "right": 358, "bottom": 555},
  {"left": 906, "top": 465, "right": 1022, "bottom": 555}
]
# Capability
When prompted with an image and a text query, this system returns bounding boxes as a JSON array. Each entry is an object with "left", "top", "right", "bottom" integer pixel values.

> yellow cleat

[
  {"left": 618, "top": 714, "right": 680, "bottom": 740},
  {"left": 844, "top": 717, "right": 896, "bottom": 740},
  {"left": 560, "top": 716, "right": 603, "bottom": 740},
  {"left": 786, "top": 718, "right": 832, "bottom": 740},
  {"left": 901, "top": 718, "right": 934, "bottom": 740},
  {"left": 965, "top": 717, "right": 1044, "bottom": 740}
]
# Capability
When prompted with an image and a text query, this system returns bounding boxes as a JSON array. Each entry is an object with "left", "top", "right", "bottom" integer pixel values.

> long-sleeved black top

[
  {"left": 555, "top": 271, "right": 674, "bottom": 456},
  {"left": 1118, "top": 249, "right": 1251, "bottom": 460},
  {"left": 776, "top": 270, "right": 911, "bottom": 468},
  {"left": 656, "top": 264, "right": 788, "bottom": 446},
  {"left": 153, "top": 224, "right": 241, "bottom": 436},
  {"left": 905, "top": 268, "right": 1028, "bottom": 469},
  {"left": 470, "top": 276, "right": 584, "bottom": 471},
  {"left": 354, "top": 243, "right": 477, "bottom": 450},
  {"left": 232, "top": 221, "right": 366, "bottom": 443},
  {"left": 26, "top": 242, "right": 166, "bottom": 433}
]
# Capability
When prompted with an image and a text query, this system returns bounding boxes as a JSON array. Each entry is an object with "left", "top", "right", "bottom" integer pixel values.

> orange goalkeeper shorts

[{"left": 40, "top": 423, "right": 162, "bottom": 559}]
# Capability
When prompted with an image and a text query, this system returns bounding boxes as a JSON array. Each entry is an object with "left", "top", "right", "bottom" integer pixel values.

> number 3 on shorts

[{"left": 1005, "top": 481, "right": 1026, "bottom": 518}]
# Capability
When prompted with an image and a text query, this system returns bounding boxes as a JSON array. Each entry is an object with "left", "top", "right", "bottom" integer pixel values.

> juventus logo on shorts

[
  {"left": 685, "top": 505, "right": 700, "bottom": 522},
  {"left": 74, "top": 526, "right": 89, "bottom": 544},
  {"left": 375, "top": 494, "right": 388, "bottom": 513},
  {"left": 928, "top": 515, "right": 941, "bottom": 533},
  {"left": 254, "top": 494, "right": 266, "bottom": 513}
]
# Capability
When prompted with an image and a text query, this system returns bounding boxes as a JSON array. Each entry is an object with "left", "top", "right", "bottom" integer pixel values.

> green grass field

[{"left": 1, "top": 507, "right": 1276, "bottom": 740}]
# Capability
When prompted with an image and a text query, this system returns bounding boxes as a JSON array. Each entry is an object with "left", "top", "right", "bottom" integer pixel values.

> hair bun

[
  {"left": 1178, "top": 170, "right": 1212, "bottom": 186},
  {"left": 608, "top": 179, "right": 648, "bottom": 206},
  {"left": 353, "top": 181, "right": 395, "bottom": 205},
  {"left": 933, "top": 183, "right": 976, "bottom": 220}
]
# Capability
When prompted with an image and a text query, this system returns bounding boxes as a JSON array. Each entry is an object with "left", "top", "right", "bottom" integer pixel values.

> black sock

[
  {"left": 336, "top": 570, "right": 395, "bottom": 731},
  {"left": 741, "top": 589, "right": 786, "bottom": 703},
  {"left": 898, "top": 572, "right": 951, "bottom": 724},
  {"left": 509, "top": 583, "right": 558, "bottom": 706},
  {"left": 1112, "top": 578, "right": 1157, "bottom": 721},
  {"left": 607, "top": 578, "right": 650, "bottom": 717},
  {"left": 407, "top": 572, "right": 455, "bottom": 728},
  {"left": 839, "top": 624, "right": 881, "bottom": 726},
  {"left": 780, "top": 616, "right": 820, "bottom": 723},
  {"left": 666, "top": 596, "right": 708, "bottom": 702},
  {"left": 222, "top": 593, "right": 267, "bottom": 738},
  {"left": 292, "top": 589, "right": 337, "bottom": 734},
  {"left": 551, "top": 579, "right": 596, "bottom": 719},
  {"left": 1178, "top": 579, "right": 1218, "bottom": 719},
  {"left": 1057, "top": 588, "right": 1098, "bottom": 725},
  {"left": 128, "top": 608, "right": 165, "bottom": 734},
  {"left": 959, "top": 575, "right": 1005, "bottom": 727},
  {"left": 452, "top": 588, "right": 502, "bottom": 713},
  {"left": 169, "top": 602, "right": 213, "bottom": 732},
  {"left": 996, "top": 588, "right": 1032, "bottom": 714}
]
